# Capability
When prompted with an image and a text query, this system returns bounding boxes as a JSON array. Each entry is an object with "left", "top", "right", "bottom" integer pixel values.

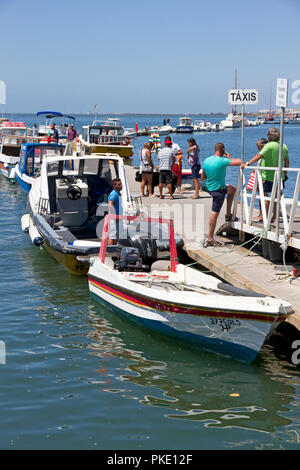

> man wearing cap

[
  {"left": 67, "top": 123, "right": 78, "bottom": 142},
  {"left": 48, "top": 124, "right": 59, "bottom": 142},
  {"left": 158, "top": 138, "right": 176, "bottom": 199}
]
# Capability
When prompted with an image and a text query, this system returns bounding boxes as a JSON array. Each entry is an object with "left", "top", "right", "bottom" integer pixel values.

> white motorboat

[
  {"left": 176, "top": 117, "right": 194, "bottom": 133},
  {"left": 79, "top": 120, "right": 134, "bottom": 159},
  {"left": 0, "top": 120, "right": 39, "bottom": 180},
  {"left": 193, "top": 120, "right": 211, "bottom": 132},
  {"left": 23, "top": 153, "right": 138, "bottom": 275},
  {"left": 220, "top": 113, "right": 242, "bottom": 129},
  {"left": 88, "top": 214, "right": 292, "bottom": 363},
  {"left": 157, "top": 124, "right": 173, "bottom": 135}
]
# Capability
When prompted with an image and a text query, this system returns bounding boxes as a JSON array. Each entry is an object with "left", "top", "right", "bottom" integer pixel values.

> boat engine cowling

[
  {"left": 126, "top": 234, "right": 157, "bottom": 266},
  {"left": 116, "top": 234, "right": 158, "bottom": 271}
]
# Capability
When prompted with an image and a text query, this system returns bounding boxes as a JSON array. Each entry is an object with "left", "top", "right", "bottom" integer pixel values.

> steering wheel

[{"left": 67, "top": 185, "right": 82, "bottom": 200}]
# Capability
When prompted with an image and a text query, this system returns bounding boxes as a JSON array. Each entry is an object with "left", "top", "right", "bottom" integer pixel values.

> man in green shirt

[
  {"left": 243, "top": 127, "right": 289, "bottom": 222},
  {"left": 202, "top": 142, "right": 242, "bottom": 247}
]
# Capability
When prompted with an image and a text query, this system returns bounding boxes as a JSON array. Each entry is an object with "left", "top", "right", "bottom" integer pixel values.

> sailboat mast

[{"left": 233, "top": 68, "right": 237, "bottom": 114}]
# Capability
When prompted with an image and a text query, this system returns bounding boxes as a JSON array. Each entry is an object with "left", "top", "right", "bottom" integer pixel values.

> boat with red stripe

[{"left": 88, "top": 214, "right": 292, "bottom": 363}]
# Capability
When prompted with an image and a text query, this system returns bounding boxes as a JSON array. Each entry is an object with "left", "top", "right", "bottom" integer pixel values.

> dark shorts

[
  {"left": 208, "top": 187, "right": 227, "bottom": 213},
  {"left": 191, "top": 164, "right": 201, "bottom": 179},
  {"left": 159, "top": 169, "right": 172, "bottom": 185},
  {"left": 263, "top": 180, "right": 273, "bottom": 193}
]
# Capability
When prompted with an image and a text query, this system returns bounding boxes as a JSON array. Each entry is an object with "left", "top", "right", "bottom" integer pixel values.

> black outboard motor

[
  {"left": 127, "top": 234, "right": 157, "bottom": 266},
  {"left": 117, "top": 234, "right": 158, "bottom": 272}
]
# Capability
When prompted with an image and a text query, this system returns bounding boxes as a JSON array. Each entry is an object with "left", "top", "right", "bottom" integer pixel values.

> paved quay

[{"left": 126, "top": 165, "right": 300, "bottom": 333}]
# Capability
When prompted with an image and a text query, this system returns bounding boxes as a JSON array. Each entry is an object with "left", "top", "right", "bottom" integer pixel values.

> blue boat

[
  {"left": 15, "top": 142, "right": 65, "bottom": 192},
  {"left": 176, "top": 116, "right": 194, "bottom": 133}
]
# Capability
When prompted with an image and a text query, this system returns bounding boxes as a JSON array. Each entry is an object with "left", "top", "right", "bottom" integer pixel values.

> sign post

[
  {"left": 228, "top": 89, "right": 258, "bottom": 241},
  {"left": 275, "top": 78, "right": 288, "bottom": 241}
]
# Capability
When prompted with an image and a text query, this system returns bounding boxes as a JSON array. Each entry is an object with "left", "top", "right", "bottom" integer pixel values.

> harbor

[
  {"left": 2, "top": 0, "right": 300, "bottom": 454},
  {"left": 1, "top": 110, "right": 300, "bottom": 452}
]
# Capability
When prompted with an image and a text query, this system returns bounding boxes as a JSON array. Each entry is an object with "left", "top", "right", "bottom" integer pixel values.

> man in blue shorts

[
  {"left": 202, "top": 142, "right": 242, "bottom": 247},
  {"left": 108, "top": 178, "right": 123, "bottom": 245}
]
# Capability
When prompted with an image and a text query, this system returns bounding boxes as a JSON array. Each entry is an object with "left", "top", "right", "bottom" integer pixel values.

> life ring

[{"left": 121, "top": 136, "right": 131, "bottom": 145}]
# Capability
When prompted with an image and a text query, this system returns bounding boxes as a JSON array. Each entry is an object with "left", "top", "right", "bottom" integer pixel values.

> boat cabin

[
  {"left": 18, "top": 143, "right": 65, "bottom": 178},
  {"left": 81, "top": 121, "right": 128, "bottom": 146},
  {"left": 0, "top": 123, "right": 38, "bottom": 158},
  {"left": 37, "top": 154, "right": 131, "bottom": 236}
]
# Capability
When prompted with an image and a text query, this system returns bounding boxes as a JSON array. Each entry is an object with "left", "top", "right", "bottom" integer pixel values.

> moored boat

[
  {"left": 37, "top": 111, "right": 76, "bottom": 140},
  {"left": 15, "top": 142, "right": 65, "bottom": 192},
  {"left": 79, "top": 120, "right": 134, "bottom": 159},
  {"left": 176, "top": 117, "right": 194, "bottom": 133},
  {"left": 0, "top": 121, "right": 39, "bottom": 181},
  {"left": 88, "top": 214, "right": 293, "bottom": 363},
  {"left": 24, "top": 153, "right": 136, "bottom": 275}
]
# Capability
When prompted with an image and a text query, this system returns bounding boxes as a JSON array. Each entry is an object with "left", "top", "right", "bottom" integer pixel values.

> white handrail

[{"left": 232, "top": 166, "right": 300, "bottom": 245}]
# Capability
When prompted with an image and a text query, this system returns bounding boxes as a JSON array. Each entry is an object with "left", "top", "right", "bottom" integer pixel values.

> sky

[{"left": 0, "top": 0, "right": 300, "bottom": 114}]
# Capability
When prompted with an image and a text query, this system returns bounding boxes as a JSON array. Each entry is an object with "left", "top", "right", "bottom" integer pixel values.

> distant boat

[
  {"left": 220, "top": 113, "right": 241, "bottom": 129},
  {"left": 176, "top": 117, "right": 193, "bottom": 133}
]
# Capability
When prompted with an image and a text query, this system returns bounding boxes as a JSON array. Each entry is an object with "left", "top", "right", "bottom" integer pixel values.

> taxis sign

[{"left": 228, "top": 89, "right": 258, "bottom": 105}]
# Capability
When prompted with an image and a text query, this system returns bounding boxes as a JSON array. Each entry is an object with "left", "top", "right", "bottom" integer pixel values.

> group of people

[
  {"left": 202, "top": 126, "right": 289, "bottom": 247},
  {"left": 140, "top": 136, "right": 201, "bottom": 199},
  {"left": 139, "top": 127, "right": 290, "bottom": 248},
  {"left": 30, "top": 122, "right": 78, "bottom": 142}
]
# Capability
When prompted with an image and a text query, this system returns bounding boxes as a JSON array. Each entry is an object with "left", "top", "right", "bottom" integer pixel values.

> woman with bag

[
  {"left": 187, "top": 138, "right": 200, "bottom": 199},
  {"left": 140, "top": 141, "right": 155, "bottom": 197}
]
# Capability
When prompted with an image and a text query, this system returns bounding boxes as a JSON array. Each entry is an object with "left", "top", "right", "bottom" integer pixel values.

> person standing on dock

[
  {"left": 187, "top": 138, "right": 201, "bottom": 199},
  {"left": 108, "top": 178, "right": 123, "bottom": 245},
  {"left": 202, "top": 142, "right": 242, "bottom": 247},
  {"left": 67, "top": 123, "right": 78, "bottom": 142},
  {"left": 158, "top": 137, "right": 176, "bottom": 199},
  {"left": 140, "top": 142, "right": 154, "bottom": 197},
  {"left": 243, "top": 127, "right": 289, "bottom": 223}
]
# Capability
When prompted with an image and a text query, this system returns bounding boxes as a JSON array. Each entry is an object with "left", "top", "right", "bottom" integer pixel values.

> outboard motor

[
  {"left": 127, "top": 234, "right": 157, "bottom": 266},
  {"left": 116, "top": 234, "right": 158, "bottom": 272}
]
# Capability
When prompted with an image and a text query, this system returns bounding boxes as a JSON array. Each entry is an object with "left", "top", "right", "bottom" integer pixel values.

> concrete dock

[{"left": 126, "top": 165, "right": 300, "bottom": 335}]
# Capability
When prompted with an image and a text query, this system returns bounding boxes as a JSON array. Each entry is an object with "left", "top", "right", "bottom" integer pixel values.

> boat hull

[
  {"left": 83, "top": 143, "right": 133, "bottom": 158},
  {"left": 88, "top": 274, "right": 283, "bottom": 363},
  {"left": 42, "top": 239, "right": 89, "bottom": 275}
]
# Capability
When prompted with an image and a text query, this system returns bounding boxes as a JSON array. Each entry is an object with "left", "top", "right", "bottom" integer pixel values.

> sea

[{"left": 0, "top": 114, "right": 300, "bottom": 451}]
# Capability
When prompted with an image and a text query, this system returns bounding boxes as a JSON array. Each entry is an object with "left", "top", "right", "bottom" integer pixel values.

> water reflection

[
  {"left": 18, "top": 225, "right": 300, "bottom": 443},
  {"left": 87, "top": 302, "right": 300, "bottom": 434}
]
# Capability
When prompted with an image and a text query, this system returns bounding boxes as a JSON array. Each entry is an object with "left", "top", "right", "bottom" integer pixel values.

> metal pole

[
  {"left": 239, "top": 103, "right": 245, "bottom": 242},
  {"left": 276, "top": 106, "right": 285, "bottom": 241}
]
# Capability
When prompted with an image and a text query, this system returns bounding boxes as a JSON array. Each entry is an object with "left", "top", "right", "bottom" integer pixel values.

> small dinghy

[{"left": 88, "top": 214, "right": 293, "bottom": 363}]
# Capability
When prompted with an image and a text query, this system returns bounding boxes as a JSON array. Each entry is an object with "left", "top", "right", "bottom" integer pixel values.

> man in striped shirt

[{"left": 158, "top": 138, "right": 176, "bottom": 199}]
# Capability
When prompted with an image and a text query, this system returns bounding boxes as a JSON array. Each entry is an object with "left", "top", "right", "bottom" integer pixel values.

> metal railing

[{"left": 232, "top": 166, "right": 300, "bottom": 248}]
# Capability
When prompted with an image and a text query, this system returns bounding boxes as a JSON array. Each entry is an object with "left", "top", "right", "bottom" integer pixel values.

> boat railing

[
  {"left": 0, "top": 134, "right": 41, "bottom": 147},
  {"left": 89, "top": 134, "right": 131, "bottom": 145},
  {"left": 231, "top": 165, "right": 300, "bottom": 248}
]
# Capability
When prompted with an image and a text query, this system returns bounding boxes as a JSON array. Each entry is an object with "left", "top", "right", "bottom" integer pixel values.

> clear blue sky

[{"left": 1, "top": 0, "right": 299, "bottom": 113}]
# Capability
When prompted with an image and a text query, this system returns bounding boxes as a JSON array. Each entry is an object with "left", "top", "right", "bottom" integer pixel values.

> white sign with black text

[
  {"left": 228, "top": 89, "right": 258, "bottom": 105},
  {"left": 276, "top": 78, "right": 288, "bottom": 108}
]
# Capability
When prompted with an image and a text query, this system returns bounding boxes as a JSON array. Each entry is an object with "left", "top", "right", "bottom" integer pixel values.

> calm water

[{"left": 1, "top": 114, "right": 300, "bottom": 450}]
